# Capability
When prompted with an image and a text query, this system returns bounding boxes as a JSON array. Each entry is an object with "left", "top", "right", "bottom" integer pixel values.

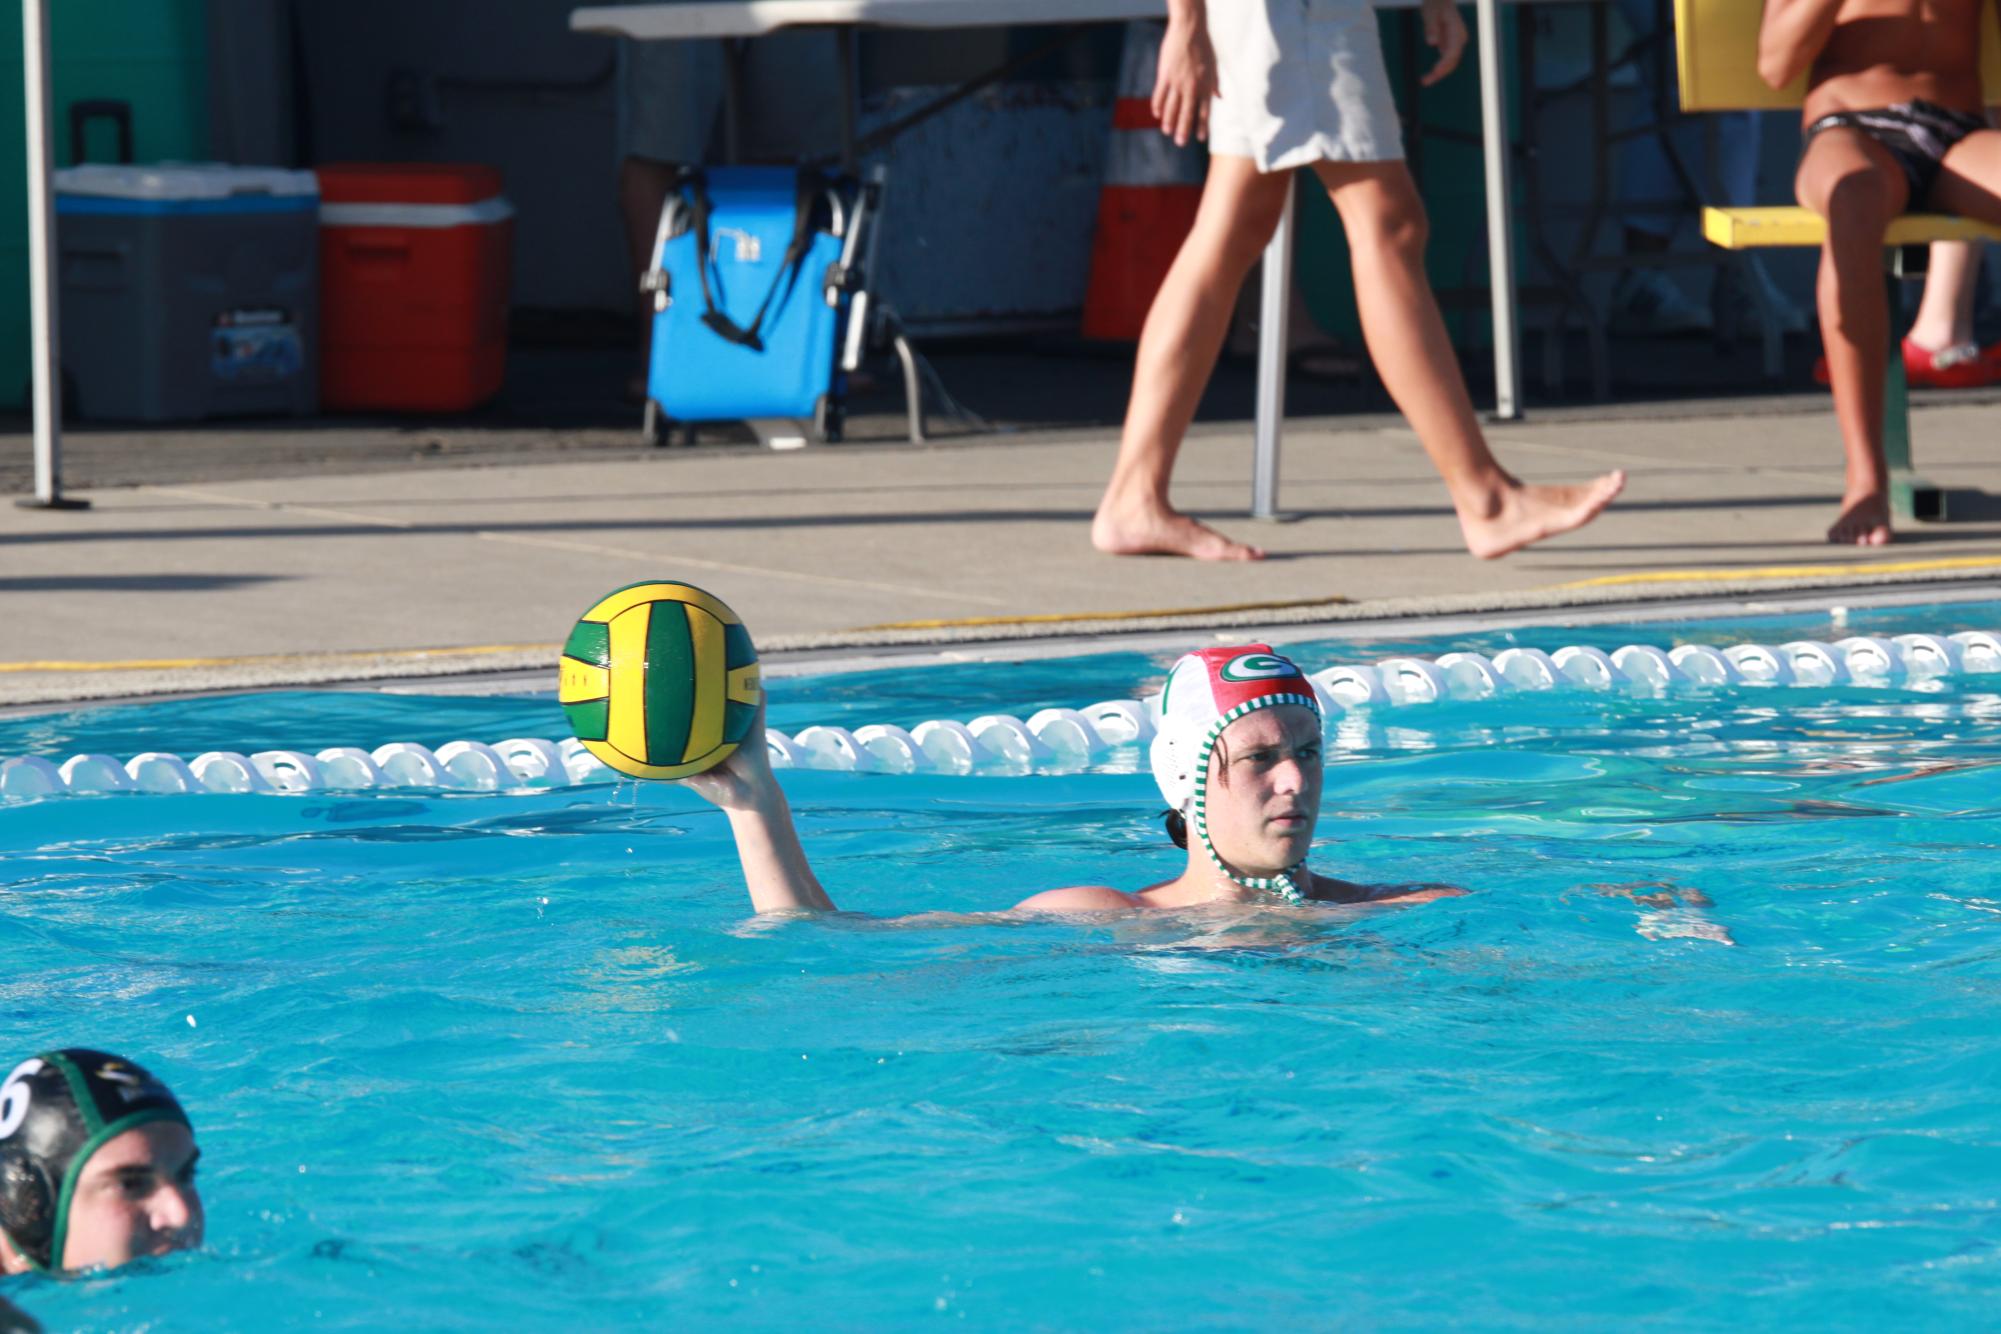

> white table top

[
  {"left": 573, "top": 0, "right": 1160, "bottom": 40},
  {"left": 570, "top": 0, "right": 1478, "bottom": 41}
]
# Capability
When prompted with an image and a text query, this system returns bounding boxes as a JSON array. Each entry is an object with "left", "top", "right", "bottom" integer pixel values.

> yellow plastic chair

[{"left": 1674, "top": 0, "right": 2001, "bottom": 521}]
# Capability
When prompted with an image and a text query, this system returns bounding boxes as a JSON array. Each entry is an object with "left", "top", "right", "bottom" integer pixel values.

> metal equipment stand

[{"left": 18, "top": 0, "right": 87, "bottom": 512}]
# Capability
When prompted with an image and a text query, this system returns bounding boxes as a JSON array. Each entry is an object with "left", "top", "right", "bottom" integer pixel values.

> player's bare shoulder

[{"left": 1012, "top": 885, "right": 1144, "bottom": 914}]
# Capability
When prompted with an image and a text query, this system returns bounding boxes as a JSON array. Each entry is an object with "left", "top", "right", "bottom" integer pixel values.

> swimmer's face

[
  {"left": 60, "top": 1121, "right": 202, "bottom": 1273},
  {"left": 1202, "top": 704, "right": 1322, "bottom": 875}
]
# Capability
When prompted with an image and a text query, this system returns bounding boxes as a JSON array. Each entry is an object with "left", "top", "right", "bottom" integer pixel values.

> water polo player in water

[
  {"left": 0, "top": 1050, "right": 202, "bottom": 1278},
  {"left": 684, "top": 643, "right": 1457, "bottom": 913}
]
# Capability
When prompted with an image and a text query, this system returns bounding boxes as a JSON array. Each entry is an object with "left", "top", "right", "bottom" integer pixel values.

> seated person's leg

[
  {"left": 620, "top": 158, "right": 677, "bottom": 278},
  {"left": 1794, "top": 127, "right": 1908, "bottom": 546},
  {"left": 617, "top": 39, "right": 723, "bottom": 396},
  {"left": 1929, "top": 126, "right": 2001, "bottom": 226},
  {"left": 1906, "top": 118, "right": 2001, "bottom": 385},
  {"left": 1905, "top": 240, "right": 1989, "bottom": 383}
]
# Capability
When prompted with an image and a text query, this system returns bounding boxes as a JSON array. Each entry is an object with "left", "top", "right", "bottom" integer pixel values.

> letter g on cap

[{"left": 1219, "top": 653, "right": 1294, "bottom": 682}]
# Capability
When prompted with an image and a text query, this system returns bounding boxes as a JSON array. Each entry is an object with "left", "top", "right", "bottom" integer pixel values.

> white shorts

[{"left": 1205, "top": 0, "right": 1405, "bottom": 173}]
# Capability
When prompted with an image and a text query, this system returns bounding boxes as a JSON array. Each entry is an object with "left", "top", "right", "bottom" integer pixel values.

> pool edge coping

[{"left": 4, "top": 571, "right": 1998, "bottom": 716}]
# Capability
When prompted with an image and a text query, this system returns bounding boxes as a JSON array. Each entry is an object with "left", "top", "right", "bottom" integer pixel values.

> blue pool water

[{"left": 4, "top": 600, "right": 2001, "bottom": 1329}]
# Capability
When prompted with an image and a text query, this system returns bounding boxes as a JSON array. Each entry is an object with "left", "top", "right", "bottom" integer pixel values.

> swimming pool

[{"left": 4, "top": 598, "right": 2000, "bottom": 1328}]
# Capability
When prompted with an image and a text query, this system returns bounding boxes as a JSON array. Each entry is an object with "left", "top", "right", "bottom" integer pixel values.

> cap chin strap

[{"left": 1187, "top": 694, "right": 1319, "bottom": 907}]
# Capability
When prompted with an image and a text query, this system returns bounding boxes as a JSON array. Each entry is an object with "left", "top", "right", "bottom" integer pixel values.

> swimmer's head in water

[
  {"left": 1150, "top": 646, "right": 1323, "bottom": 903},
  {"left": 0, "top": 1050, "right": 194, "bottom": 1273}
]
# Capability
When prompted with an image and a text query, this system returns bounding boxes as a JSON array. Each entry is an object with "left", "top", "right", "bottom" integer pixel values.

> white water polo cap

[
  {"left": 1149, "top": 645, "right": 1323, "bottom": 904},
  {"left": 1150, "top": 645, "right": 1322, "bottom": 809}
]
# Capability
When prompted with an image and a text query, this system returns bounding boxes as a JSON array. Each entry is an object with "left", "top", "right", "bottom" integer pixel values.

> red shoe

[
  {"left": 1903, "top": 337, "right": 1996, "bottom": 388},
  {"left": 1812, "top": 338, "right": 1999, "bottom": 388}
]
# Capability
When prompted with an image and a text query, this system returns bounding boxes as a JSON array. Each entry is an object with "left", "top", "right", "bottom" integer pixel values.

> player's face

[
  {"left": 1203, "top": 704, "right": 1323, "bottom": 875},
  {"left": 60, "top": 1121, "right": 202, "bottom": 1272}
]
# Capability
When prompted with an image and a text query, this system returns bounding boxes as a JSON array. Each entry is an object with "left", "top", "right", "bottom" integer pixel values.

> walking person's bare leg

[
  {"left": 1092, "top": 157, "right": 1293, "bottom": 561},
  {"left": 1795, "top": 129, "right": 1908, "bottom": 546},
  {"left": 1315, "top": 161, "right": 1624, "bottom": 558}
]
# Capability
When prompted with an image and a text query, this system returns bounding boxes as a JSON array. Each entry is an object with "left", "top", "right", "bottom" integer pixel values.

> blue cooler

[
  {"left": 55, "top": 163, "right": 320, "bottom": 421},
  {"left": 643, "top": 167, "right": 870, "bottom": 443}
]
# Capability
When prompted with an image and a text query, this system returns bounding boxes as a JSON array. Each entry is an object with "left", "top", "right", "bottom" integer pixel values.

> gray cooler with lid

[{"left": 55, "top": 164, "right": 320, "bottom": 421}]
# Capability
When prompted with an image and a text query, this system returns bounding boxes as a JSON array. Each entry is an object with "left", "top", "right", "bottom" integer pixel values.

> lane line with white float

[{"left": 4, "top": 631, "right": 1997, "bottom": 798}]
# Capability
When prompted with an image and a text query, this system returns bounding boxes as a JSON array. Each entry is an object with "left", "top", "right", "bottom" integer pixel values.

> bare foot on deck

[
  {"left": 1455, "top": 470, "right": 1627, "bottom": 560},
  {"left": 1091, "top": 500, "right": 1266, "bottom": 561},
  {"left": 1828, "top": 490, "right": 1892, "bottom": 546}
]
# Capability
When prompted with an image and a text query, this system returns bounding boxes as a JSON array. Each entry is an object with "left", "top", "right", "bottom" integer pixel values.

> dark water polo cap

[{"left": 0, "top": 1050, "right": 190, "bottom": 1272}]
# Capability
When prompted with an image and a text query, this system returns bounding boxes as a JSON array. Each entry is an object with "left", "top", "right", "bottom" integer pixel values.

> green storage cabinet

[{"left": 0, "top": 0, "right": 208, "bottom": 409}]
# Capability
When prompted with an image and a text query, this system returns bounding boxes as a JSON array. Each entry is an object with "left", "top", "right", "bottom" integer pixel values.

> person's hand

[
  {"left": 1152, "top": 13, "right": 1219, "bottom": 147},
  {"left": 677, "top": 695, "right": 780, "bottom": 813},
  {"left": 1419, "top": 0, "right": 1469, "bottom": 86}
]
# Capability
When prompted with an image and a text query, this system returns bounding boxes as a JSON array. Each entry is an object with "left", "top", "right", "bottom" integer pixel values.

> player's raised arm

[
  {"left": 680, "top": 700, "right": 836, "bottom": 914},
  {"left": 558, "top": 581, "right": 832, "bottom": 916}
]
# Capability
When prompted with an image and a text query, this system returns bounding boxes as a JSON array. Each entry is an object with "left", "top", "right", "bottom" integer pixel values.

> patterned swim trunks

[{"left": 1804, "top": 99, "right": 1989, "bottom": 208}]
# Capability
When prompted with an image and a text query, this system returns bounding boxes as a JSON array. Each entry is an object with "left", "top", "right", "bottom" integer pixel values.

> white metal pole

[
  {"left": 1474, "top": 0, "right": 1523, "bottom": 422},
  {"left": 21, "top": 0, "right": 81, "bottom": 510},
  {"left": 1250, "top": 185, "right": 1294, "bottom": 520}
]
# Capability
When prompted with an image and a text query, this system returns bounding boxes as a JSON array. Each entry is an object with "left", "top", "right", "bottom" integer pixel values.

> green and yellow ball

[{"left": 558, "top": 581, "right": 761, "bottom": 780}]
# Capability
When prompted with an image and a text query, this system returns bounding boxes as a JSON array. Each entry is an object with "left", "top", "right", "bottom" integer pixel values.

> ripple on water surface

[{"left": 4, "top": 605, "right": 2001, "bottom": 1327}]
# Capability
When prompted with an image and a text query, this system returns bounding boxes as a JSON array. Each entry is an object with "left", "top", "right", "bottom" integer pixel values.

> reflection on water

[{"left": 2, "top": 610, "right": 2000, "bottom": 1327}]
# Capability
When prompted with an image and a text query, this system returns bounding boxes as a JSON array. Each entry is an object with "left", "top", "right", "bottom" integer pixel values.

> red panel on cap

[{"left": 1188, "top": 644, "right": 1313, "bottom": 715}]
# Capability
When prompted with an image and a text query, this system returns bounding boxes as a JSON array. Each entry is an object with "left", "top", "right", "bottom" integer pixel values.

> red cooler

[{"left": 317, "top": 163, "right": 513, "bottom": 412}]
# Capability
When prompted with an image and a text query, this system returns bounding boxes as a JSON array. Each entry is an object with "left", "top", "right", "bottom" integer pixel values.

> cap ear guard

[
  {"left": 1149, "top": 719, "right": 1200, "bottom": 812},
  {"left": 0, "top": 1150, "right": 54, "bottom": 1271}
]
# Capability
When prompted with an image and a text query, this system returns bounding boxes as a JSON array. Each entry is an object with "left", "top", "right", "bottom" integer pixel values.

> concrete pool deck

[{"left": 3, "top": 394, "right": 1999, "bottom": 707}]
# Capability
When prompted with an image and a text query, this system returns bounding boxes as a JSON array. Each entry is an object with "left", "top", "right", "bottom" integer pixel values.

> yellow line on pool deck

[
  {"left": 1557, "top": 555, "right": 2001, "bottom": 590},
  {"left": 0, "top": 644, "right": 559, "bottom": 674},
  {"left": 11, "top": 557, "right": 1993, "bottom": 676},
  {"left": 862, "top": 595, "right": 1352, "bottom": 631}
]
